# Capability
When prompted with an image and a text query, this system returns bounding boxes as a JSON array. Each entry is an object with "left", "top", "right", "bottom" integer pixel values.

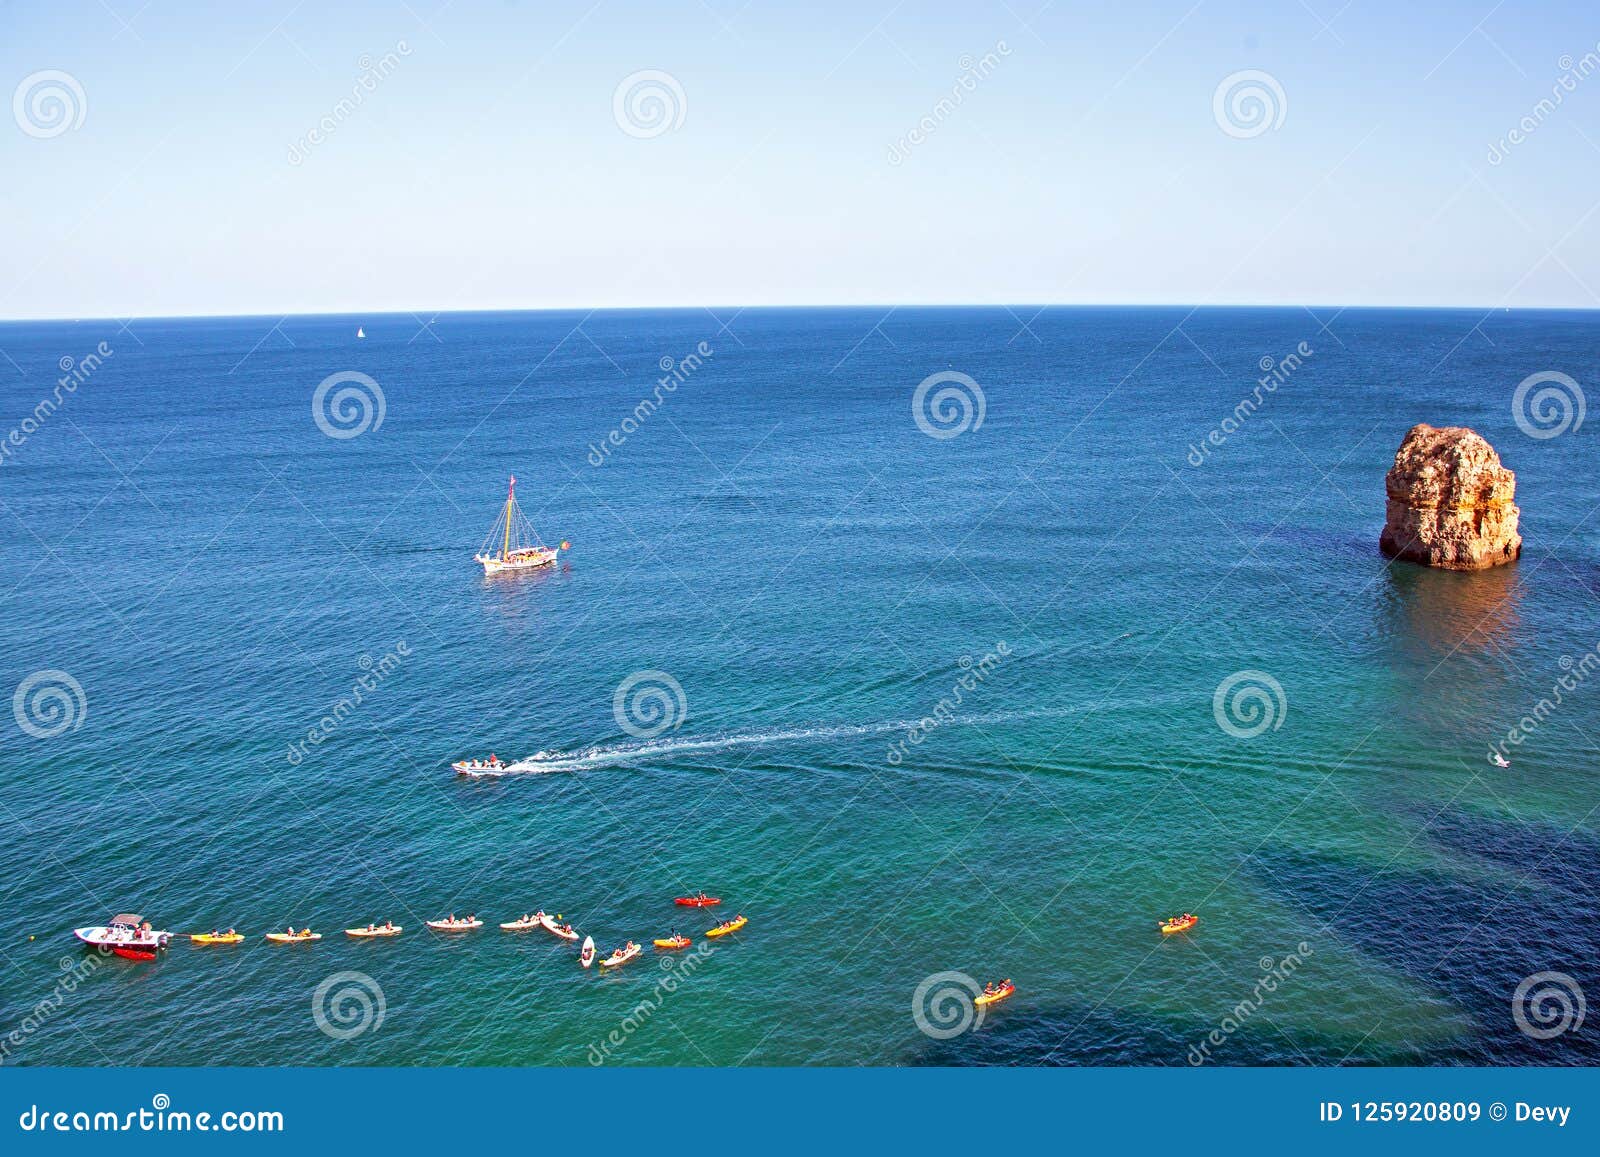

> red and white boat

[
  {"left": 74, "top": 913, "right": 170, "bottom": 953},
  {"left": 473, "top": 477, "right": 568, "bottom": 576}
]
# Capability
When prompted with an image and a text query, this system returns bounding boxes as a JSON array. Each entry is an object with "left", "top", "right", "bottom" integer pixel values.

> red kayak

[
  {"left": 111, "top": 946, "right": 157, "bottom": 961},
  {"left": 674, "top": 894, "right": 721, "bottom": 908}
]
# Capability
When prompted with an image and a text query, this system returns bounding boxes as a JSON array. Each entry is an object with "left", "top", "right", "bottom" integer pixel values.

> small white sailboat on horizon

[
  {"left": 356, "top": 326, "right": 366, "bottom": 338},
  {"left": 474, "top": 476, "right": 568, "bottom": 575}
]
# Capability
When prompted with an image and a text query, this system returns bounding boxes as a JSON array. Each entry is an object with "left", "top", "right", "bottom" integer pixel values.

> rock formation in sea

[{"left": 1379, "top": 424, "right": 1522, "bottom": 570}]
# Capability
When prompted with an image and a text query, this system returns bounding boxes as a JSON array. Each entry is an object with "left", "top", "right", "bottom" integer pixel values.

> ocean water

[{"left": 0, "top": 305, "right": 1595, "bottom": 1067}]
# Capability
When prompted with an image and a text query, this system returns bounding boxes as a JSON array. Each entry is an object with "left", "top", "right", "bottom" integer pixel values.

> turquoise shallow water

[{"left": 0, "top": 306, "right": 1595, "bottom": 1066}]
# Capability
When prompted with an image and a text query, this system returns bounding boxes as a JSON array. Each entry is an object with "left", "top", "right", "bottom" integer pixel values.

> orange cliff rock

[{"left": 1379, "top": 424, "right": 1522, "bottom": 571}]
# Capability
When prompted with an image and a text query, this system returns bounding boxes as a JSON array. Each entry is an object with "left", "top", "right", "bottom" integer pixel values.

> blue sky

[{"left": 2, "top": 1, "right": 1598, "bottom": 318}]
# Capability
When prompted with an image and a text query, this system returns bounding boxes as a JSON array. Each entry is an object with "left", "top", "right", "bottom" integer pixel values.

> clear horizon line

[{"left": 4, "top": 300, "right": 1598, "bottom": 326}]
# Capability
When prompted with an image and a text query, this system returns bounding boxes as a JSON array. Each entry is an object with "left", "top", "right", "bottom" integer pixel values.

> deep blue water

[{"left": 0, "top": 306, "right": 1595, "bottom": 1066}]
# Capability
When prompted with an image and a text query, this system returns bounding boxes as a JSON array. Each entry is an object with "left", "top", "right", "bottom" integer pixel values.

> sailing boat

[
  {"left": 473, "top": 476, "right": 568, "bottom": 575},
  {"left": 356, "top": 326, "right": 366, "bottom": 338}
]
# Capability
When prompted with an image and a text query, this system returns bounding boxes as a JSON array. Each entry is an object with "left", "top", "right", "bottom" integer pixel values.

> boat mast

[{"left": 502, "top": 476, "right": 515, "bottom": 561}]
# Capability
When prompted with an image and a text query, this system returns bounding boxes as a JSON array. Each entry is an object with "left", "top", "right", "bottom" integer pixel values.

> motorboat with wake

[{"left": 453, "top": 755, "right": 505, "bottom": 776}]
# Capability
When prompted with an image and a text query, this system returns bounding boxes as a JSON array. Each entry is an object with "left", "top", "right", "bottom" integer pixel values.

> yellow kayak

[
  {"left": 974, "top": 981, "right": 1015, "bottom": 1007},
  {"left": 1160, "top": 915, "right": 1198, "bottom": 935},
  {"left": 189, "top": 933, "right": 243, "bottom": 946},
  {"left": 705, "top": 915, "right": 747, "bottom": 939},
  {"left": 653, "top": 935, "right": 691, "bottom": 950},
  {"left": 264, "top": 931, "right": 322, "bottom": 943}
]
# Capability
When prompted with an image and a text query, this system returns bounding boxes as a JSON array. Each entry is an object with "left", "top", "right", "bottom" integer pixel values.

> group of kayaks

[{"left": 125, "top": 895, "right": 750, "bottom": 976}]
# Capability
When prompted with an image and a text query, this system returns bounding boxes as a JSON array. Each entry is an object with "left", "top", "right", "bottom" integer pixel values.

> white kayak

[
  {"left": 499, "top": 914, "right": 544, "bottom": 931},
  {"left": 580, "top": 935, "right": 596, "bottom": 968},
  {"left": 426, "top": 917, "right": 483, "bottom": 932},
  {"left": 599, "top": 942, "right": 641, "bottom": 969},
  {"left": 539, "top": 913, "right": 579, "bottom": 941}
]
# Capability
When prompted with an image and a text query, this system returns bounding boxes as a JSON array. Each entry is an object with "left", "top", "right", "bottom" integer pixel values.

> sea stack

[{"left": 1379, "top": 424, "right": 1521, "bottom": 570}]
